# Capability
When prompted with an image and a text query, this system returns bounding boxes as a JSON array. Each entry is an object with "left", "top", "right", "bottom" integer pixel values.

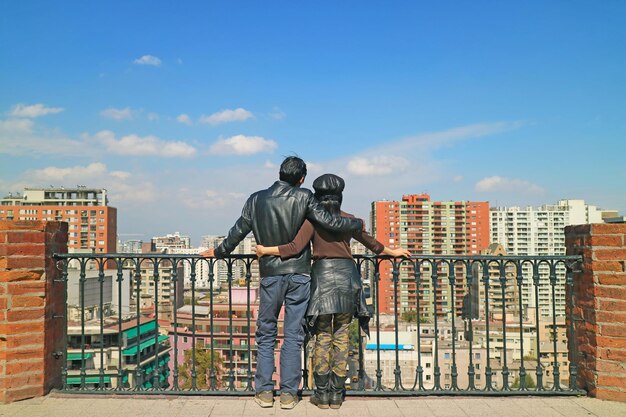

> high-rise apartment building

[
  {"left": 0, "top": 187, "right": 116, "bottom": 253},
  {"left": 490, "top": 199, "right": 606, "bottom": 317},
  {"left": 202, "top": 235, "right": 260, "bottom": 287},
  {"left": 152, "top": 232, "right": 191, "bottom": 252},
  {"left": 371, "top": 194, "right": 490, "bottom": 317}
]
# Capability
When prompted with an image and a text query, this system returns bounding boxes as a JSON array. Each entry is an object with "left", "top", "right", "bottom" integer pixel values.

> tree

[
  {"left": 511, "top": 373, "right": 536, "bottom": 389},
  {"left": 401, "top": 310, "right": 427, "bottom": 323},
  {"left": 178, "top": 343, "right": 224, "bottom": 389}
]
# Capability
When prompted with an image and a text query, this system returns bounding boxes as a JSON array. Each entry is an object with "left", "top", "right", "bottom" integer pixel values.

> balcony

[{"left": 2, "top": 221, "right": 626, "bottom": 410}]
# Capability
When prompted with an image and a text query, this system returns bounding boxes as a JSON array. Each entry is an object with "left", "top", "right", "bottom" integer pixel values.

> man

[{"left": 203, "top": 156, "right": 362, "bottom": 409}]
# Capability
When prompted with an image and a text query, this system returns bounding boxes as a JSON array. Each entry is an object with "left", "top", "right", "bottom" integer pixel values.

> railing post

[
  {"left": 0, "top": 221, "right": 67, "bottom": 403},
  {"left": 565, "top": 223, "right": 626, "bottom": 402}
]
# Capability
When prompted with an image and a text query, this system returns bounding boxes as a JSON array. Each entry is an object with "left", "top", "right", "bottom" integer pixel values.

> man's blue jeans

[{"left": 255, "top": 273, "right": 311, "bottom": 394}]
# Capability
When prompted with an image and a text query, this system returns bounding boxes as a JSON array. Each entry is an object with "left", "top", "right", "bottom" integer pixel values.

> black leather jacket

[{"left": 214, "top": 181, "right": 363, "bottom": 277}]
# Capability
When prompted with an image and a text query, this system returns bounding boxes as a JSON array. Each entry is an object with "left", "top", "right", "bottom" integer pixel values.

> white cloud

[
  {"left": 0, "top": 118, "right": 87, "bottom": 156},
  {"left": 13, "top": 163, "right": 157, "bottom": 204},
  {"left": 110, "top": 181, "right": 159, "bottom": 203},
  {"left": 306, "top": 161, "right": 324, "bottom": 174},
  {"left": 347, "top": 156, "right": 410, "bottom": 176},
  {"left": 177, "top": 114, "right": 193, "bottom": 125},
  {"left": 475, "top": 176, "right": 545, "bottom": 194},
  {"left": 0, "top": 118, "right": 34, "bottom": 133},
  {"left": 94, "top": 130, "right": 197, "bottom": 158},
  {"left": 181, "top": 189, "right": 247, "bottom": 209},
  {"left": 209, "top": 135, "right": 277, "bottom": 156},
  {"left": 199, "top": 108, "right": 254, "bottom": 125},
  {"left": 133, "top": 55, "right": 162, "bottom": 66},
  {"left": 110, "top": 171, "right": 131, "bottom": 180},
  {"left": 264, "top": 160, "right": 277, "bottom": 169},
  {"left": 10, "top": 103, "right": 64, "bottom": 118},
  {"left": 270, "top": 108, "right": 286, "bottom": 120},
  {"left": 29, "top": 162, "right": 108, "bottom": 182},
  {"left": 100, "top": 107, "right": 134, "bottom": 121},
  {"left": 147, "top": 112, "right": 159, "bottom": 121},
  {"left": 453, "top": 175, "right": 464, "bottom": 182}
]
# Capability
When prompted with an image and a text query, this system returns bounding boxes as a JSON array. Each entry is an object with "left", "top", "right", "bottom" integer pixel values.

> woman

[{"left": 256, "top": 173, "right": 410, "bottom": 409}]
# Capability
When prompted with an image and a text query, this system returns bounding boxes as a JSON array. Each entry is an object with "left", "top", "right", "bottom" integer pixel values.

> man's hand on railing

[{"left": 199, "top": 248, "right": 215, "bottom": 258}]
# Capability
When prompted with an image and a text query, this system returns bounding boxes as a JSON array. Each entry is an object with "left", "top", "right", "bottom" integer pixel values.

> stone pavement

[{"left": 1, "top": 394, "right": 625, "bottom": 417}]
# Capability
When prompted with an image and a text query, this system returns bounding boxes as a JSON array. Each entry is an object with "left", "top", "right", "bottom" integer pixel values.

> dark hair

[
  {"left": 313, "top": 174, "right": 345, "bottom": 215},
  {"left": 279, "top": 156, "right": 307, "bottom": 186}
]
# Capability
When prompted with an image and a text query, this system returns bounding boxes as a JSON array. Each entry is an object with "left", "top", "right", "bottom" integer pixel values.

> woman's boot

[
  {"left": 311, "top": 372, "right": 330, "bottom": 409},
  {"left": 329, "top": 372, "right": 345, "bottom": 409}
]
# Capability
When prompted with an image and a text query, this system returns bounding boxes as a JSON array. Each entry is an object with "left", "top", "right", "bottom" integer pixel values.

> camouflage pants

[{"left": 313, "top": 313, "right": 351, "bottom": 377}]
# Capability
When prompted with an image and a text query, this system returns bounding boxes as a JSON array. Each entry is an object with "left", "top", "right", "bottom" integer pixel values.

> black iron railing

[{"left": 53, "top": 253, "right": 584, "bottom": 396}]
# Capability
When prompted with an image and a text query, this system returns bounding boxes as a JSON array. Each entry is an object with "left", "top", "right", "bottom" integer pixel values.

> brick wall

[
  {"left": 565, "top": 223, "right": 626, "bottom": 402},
  {"left": 0, "top": 221, "right": 67, "bottom": 403}
]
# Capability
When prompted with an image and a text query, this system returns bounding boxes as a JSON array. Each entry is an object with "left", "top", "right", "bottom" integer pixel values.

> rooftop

[{"left": 2, "top": 394, "right": 625, "bottom": 417}]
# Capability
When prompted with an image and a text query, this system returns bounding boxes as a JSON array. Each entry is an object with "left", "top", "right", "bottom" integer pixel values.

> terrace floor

[{"left": 1, "top": 394, "right": 625, "bottom": 417}]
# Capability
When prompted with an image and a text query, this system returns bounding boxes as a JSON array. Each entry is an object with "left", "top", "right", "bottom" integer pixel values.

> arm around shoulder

[{"left": 305, "top": 192, "right": 362, "bottom": 232}]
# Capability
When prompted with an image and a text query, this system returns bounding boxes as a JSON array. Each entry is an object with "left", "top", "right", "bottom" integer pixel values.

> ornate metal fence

[{"left": 53, "top": 253, "right": 584, "bottom": 396}]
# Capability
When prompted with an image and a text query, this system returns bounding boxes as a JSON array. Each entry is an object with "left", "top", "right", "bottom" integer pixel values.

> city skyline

[{"left": 2, "top": 2, "right": 625, "bottom": 243}]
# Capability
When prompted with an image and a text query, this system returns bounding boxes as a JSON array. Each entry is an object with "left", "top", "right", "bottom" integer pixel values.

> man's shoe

[
  {"left": 254, "top": 390, "right": 274, "bottom": 408},
  {"left": 279, "top": 392, "right": 299, "bottom": 409}
]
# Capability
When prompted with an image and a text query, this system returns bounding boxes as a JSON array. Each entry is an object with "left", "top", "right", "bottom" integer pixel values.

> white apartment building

[
  {"left": 201, "top": 235, "right": 260, "bottom": 287},
  {"left": 490, "top": 199, "right": 606, "bottom": 317},
  {"left": 169, "top": 247, "right": 211, "bottom": 289},
  {"left": 152, "top": 232, "right": 191, "bottom": 252}
]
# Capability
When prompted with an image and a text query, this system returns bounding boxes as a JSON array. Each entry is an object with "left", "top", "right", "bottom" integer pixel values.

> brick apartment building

[
  {"left": 370, "top": 194, "right": 490, "bottom": 318},
  {"left": 0, "top": 187, "right": 116, "bottom": 254}
]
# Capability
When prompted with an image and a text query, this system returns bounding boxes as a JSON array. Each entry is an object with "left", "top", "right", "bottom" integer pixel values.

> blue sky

[{"left": 1, "top": 1, "right": 625, "bottom": 244}]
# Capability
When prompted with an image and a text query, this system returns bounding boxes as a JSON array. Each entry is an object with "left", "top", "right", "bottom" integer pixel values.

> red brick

[
  {"left": 598, "top": 347, "right": 626, "bottom": 361},
  {"left": 11, "top": 296, "right": 45, "bottom": 308},
  {"left": 3, "top": 372, "right": 44, "bottom": 389},
  {"left": 0, "top": 297, "right": 6, "bottom": 310},
  {"left": 598, "top": 298, "right": 626, "bottom": 312},
  {"left": 7, "top": 282, "right": 46, "bottom": 296},
  {"left": 5, "top": 346, "right": 44, "bottom": 362},
  {"left": 6, "top": 309, "right": 45, "bottom": 322},
  {"left": 0, "top": 321, "right": 45, "bottom": 335},
  {"left": 5, "top": 334, "right": 44, "bottom": 349},
  {"left": 566, "top": 224, "right": 592, "bottom": 235},
  {"left": 597, "top": 336, "right": 626, "bottom": 349},
  {"left": 602, "top": 324, "right": 626, "bottom": 338},
  {"left": 595, "top": 388, "right": 626, "bottom": 402},
  {"left": 3, "top": 244, "right": 45, "bottom": 257},
  {"left": 597, "top": 286, "right": 626, "bottom": 300},
  {"left": 0, "top": 221, "right": 45, "bottom": 232},
  {"left": 591, "top": 261, "right": 624, "bottom": 273},
  {"left": 4, "top": 257, "right": 46, "bottom": 269},
  {"left": 591, "top": 223, "right": 626, "bottom": 234},
  {"left": 578, "top": 343, "right": 597, "bottom": 356},
  {"left": 3, "top": 385, "right": 44, "bottom": 403},
  {"left": 598, "top": 273, "right": 626, "bottom": 285},
  {"left": 588, "top": 235, "right": 624, "bottom": 247},
  {"left": 5, "top": 361, "right": 44, "bottom": 375},
  {"left": 5, "top": 231, "right": 46, "bottom": 244},
  {"left": 595, "top": 249, "right": 626, "bottom": 261},
  {"left": 596, "top": 311, "right": 626, "bottom": 323},
  {"left": 0, "top": 270, "right": 43, "bottom": 283},
  {"left": 597, "top": 374, "right": 626, "bottom": 389},
  {"left": 593, "top": 359, "right": 626, "bottom": 373}
]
